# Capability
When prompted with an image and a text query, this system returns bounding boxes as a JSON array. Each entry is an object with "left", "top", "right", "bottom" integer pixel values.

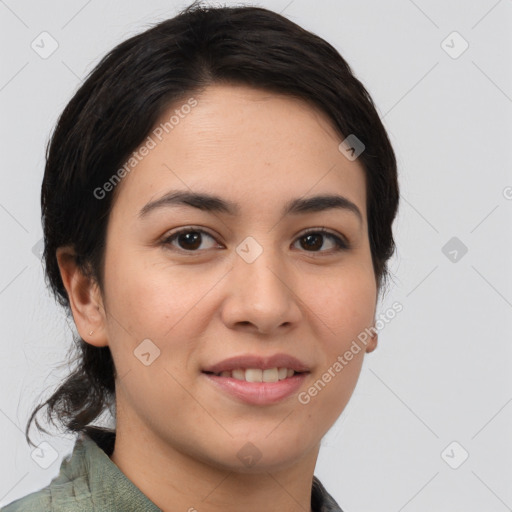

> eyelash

[{"left": 161, "top": 226, "right": 349, "bottom": 255}]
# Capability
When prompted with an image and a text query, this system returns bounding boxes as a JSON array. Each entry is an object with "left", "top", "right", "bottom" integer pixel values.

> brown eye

[
  {"left": 162, "top": 229, "right": 219, "bottom": 252},
  {"left": 294, "top": 229, "right": 348, "bottom": 252}
]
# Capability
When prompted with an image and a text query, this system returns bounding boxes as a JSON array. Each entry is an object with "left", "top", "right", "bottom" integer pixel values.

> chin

[{"left": 205, "top": 434, "right": 318, "bottom": 474}]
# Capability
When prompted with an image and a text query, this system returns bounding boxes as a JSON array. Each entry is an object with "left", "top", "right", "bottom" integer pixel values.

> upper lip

[{"left": 202, "top": 353, "right": 310, "bottom": 374}]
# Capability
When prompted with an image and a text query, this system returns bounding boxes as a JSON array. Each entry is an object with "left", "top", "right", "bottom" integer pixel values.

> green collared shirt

[{"left": 2, "top": 429, "right": 343, "bottom": 511}]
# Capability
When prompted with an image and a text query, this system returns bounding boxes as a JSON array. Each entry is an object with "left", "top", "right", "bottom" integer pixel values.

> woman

[{"left": 3, "top": 1, "right": 399, "bottom": 510}]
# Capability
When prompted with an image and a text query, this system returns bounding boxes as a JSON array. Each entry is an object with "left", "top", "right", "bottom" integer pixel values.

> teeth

[
  {"left": 245, "top": 369, "right": 262, "bottom": 382},
  {"left": 263, "top": 368, "right": 279, "bottom": 382},
  {"left": 232, "top": 369, "right": 245, "bottom": 380},
  {"left": 216, "top": 367, "right": 297, "bottom": 382}
]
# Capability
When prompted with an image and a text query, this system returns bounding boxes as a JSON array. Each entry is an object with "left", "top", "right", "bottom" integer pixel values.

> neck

[{"left": 109, "top": 406, "right": 319, "bottom": 512}]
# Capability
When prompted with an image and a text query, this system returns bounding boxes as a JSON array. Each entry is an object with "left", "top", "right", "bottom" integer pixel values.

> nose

[{"left": 220, "top": 243, "right": 302, "bottom": 335}]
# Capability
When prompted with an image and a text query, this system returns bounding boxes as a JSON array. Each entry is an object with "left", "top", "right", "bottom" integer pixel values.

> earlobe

[
  {"left": 56, "top": 246, "right": 109, "bottom": 347},
  {"left": 365, "top": 330, "right": 378, "bottom": 353}
]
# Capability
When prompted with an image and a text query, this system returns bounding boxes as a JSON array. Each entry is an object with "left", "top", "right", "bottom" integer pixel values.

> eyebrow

[{"left": 138, "top": 190, "right": 363, "bottom": 224}]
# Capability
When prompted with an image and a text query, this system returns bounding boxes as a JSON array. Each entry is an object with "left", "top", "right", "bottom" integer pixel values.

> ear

[
  {"left": 365, "top": 329, "right": 378, "bottom": 353},
  {"left": 56, "top": 246, "right": 108, "bottom": 347}
]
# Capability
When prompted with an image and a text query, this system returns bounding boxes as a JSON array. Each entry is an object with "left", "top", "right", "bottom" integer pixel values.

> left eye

[
  {"left": 294, "top": 229, "right": 348, "bottom": 252},
  {"left": 162, "top": 228, "right": 348, "bottom": 253}
]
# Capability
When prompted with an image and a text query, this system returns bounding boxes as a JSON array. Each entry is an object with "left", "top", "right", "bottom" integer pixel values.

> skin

[{"left": 57, "top": 83, "right": 378, "bottom": 512}]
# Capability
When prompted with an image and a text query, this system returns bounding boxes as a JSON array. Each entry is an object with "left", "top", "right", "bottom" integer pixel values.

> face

[{"left": 95, "top": 83, "right": 378, "bottom": 472}]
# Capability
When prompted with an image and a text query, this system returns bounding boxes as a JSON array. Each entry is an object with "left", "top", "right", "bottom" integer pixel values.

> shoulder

[
  {"left": 1, "top": 488, "right": 52, "bottom": 511},
  {"left": 2, "top": 429, "right": 160, "bottom": 512},
  {"left": 1, "top": 484, "right": 94, "bottom": 512},
  {"left": 312, "top": 476, "right": 344, "bottom": 512},
  {"left": 1, "top": 435, "right": 93, "bottom": 512}
]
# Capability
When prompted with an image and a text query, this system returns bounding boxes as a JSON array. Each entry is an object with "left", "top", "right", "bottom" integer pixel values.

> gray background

[{"left": 1, "top": 0, "right": 511, "bottom": 510}]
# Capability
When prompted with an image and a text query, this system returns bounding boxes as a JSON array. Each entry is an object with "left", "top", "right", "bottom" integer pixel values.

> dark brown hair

[{"left": 26, "top": 0, "right": 399, "bottom": 447}]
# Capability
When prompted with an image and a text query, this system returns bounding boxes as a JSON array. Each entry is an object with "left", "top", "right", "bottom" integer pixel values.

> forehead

[{"left": 111, "top": 83, "right": 367, "bottom": 221}]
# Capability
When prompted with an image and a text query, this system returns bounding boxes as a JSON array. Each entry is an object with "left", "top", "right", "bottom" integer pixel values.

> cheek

[
  {"left": 297, "top": 342, "right": 365, "bottom": 443},
  {"left": 307, "top": 263, "right": 376, "bottom": 340},
  {"left": 104, "top": 252, "right": 213, "bottom": 339},
  {"left": 292, "top": 265, "right": 375, "bottom": 399}
]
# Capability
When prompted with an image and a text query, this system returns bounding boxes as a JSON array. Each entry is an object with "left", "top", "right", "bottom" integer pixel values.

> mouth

[{"left": 201, "top": 353, "right": 311, "bottom": 405}]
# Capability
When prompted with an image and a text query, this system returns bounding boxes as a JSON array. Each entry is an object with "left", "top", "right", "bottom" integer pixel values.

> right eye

[{"left": 161, "top": 228, "right": 221, "bottom": 253}]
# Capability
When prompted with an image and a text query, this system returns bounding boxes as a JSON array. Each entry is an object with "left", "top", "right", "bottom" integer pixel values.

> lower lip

[{"left": 202, "top": 372, "right": 308, "bottom": 405}]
